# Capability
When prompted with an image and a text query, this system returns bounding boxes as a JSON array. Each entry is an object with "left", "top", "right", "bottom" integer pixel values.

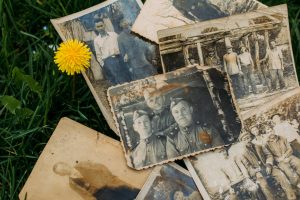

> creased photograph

[
  {"left": 19, "top": 118, "right": 151, "bottom": 200},
  {"left": 158, "top": 4, "right": 298, "bottom": 117},
  {"left": 51, "top": 0, "right": 160, "bottom": 133},
  {"left": 108, "top": 66, "right": 241, "bottom": 169},
  {"left": 185, "top": 88, "right": 300, "bottom": 200},
  {"left": 132, "top": 0, "right": 266, "bottom": 43},
  {"left": 136, "top": 163, "right": 202, "bottom": 200}
]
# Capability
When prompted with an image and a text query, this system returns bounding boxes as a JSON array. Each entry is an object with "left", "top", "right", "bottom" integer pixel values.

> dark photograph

[
  {"left": 132, "top": 0, "right": 266, "bottom": 43},
  {"left": 108, "top": 66, "right": 241, "bottom": 169},
  {"left": 136, "top": 163, "right": 202, "bottom": 200}
]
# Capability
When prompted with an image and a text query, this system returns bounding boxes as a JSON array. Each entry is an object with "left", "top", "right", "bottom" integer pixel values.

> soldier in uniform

[
  {"left": 131, "top": 110, "right": 167, "bottom": 168},
  {"left": 238, "top": 131, "right": 297, "bottom": 200},
  {"left": 264, "top": 127, "right": 300, "bottom": 189},
  {"left": 143, "top": 87, "right": 176, "bottom": 136},
  {"left": 166, "top": 98, "right": 224, "bottom": 157}
]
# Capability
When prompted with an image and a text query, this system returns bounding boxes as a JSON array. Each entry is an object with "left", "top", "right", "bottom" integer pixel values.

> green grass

[{"left": 0, "top": 0, "right": 299, "bottom": 199}]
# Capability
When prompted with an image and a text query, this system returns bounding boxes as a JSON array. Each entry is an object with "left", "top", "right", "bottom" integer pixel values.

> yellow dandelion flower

[{"left": 54, "top": 39, "right": 92, "bottom": 75}]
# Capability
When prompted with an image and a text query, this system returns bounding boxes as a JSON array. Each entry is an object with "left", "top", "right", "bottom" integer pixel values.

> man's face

[
  {"left": 265, "top": 126, "right": 274, "bottom": 135},
  {"left": 120, "top": 20, "right": 130, "bottom": 30},
  {"left": 241, "top": 135, "right": 252, "bottom": 146},
  {"left": 227, "top": 48, "right": 233, "bottom": 53},
  {"left": 209, "top": 51, "right": 214, "bottom": 56},
  {"left": 250, "top": 127, "right": 259, "bottom": 136},
  {"left": 174, "top": 191, "right": 184, "bottom": 200},
  {"left": 270, "top": 41, "right": 276, "bottom": 49},
  {"left": 272, "top": 115, "right": 281, "bottom": 124},
  {"left": 133, "top": 115, "right": 152, "bottom": 139},
  {"left": 241, "top": 47, "right": 246, "bottom": 53},
  {"left": 95, "top": 21, "right": 105, "bottom": 31},
  {"left": 145, "top": 94, "right": 164, "bottom": 111},
  {"left": 171, "top": 101, "right": 193, "bottom": 128},
  {"left": 54, "top": 162, "right": 72, "bottom": 176}
]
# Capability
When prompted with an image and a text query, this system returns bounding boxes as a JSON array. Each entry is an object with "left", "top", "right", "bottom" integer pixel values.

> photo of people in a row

[{"left": 189, "top": 97, "right": 300, "bottom": 200}]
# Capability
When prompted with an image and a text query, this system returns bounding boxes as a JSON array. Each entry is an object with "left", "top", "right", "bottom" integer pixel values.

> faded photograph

[
  {"left": 158, "top": 5, "right": 298, "bottom": 116},
  {"left": 132, "top": 0, "right": 266, "bottom": 43},
  {"left": 185, "top": 89, "right": 300, "bottom": 200},
  {"left": 136, "top": 163, "right": 202, "bottom": 200},
  {"left": 108, "top": 66, "right": 241, "bottom": 169},
  {"left": 19, "top": 118, "right": 151, "bottom": 200},
  {"left": 51, "top": 0, "right": 159, "bottom": 133}
]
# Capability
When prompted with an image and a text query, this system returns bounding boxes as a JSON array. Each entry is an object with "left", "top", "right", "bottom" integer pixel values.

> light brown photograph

[
  {"left": 19, "top": 118, "right": 151, "bottom": 200},
  {"left": 157, "top": 5, "right": 298, "bottom": 118}
]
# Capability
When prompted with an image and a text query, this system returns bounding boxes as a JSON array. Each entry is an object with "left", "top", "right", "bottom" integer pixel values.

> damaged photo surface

[
  {"left": 19, "top": 118, "right": 151, "bottom": 200},
  {"left": 136, "top": 163, "right": 202, "bottom": 200},
  {"left": 108, "top": 66, "right": 241, "bottom": 169},
  {"left": 51, "top": 0, "right": 160, "bottom": 132},
  {"left": 158, "top": 5, "right": 298, "bottom": 117},
  {"left": 185, "top": 89, "right": 300, "bottom": 200},
  {"left": 132, "top": 0, "right": 266, "bottom": 43}
]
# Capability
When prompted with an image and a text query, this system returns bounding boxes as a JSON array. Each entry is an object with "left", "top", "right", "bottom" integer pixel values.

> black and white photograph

[
  {"left": 51, "top": 0, "right": 160, "bottom": 133},
  {"left": 136, "top": 163, "right": 202, "bottom": 200},
  {"left": 158, "top": 5, "right": 298, "bottom": 116},
  {"left": 185, "top": 88, "right": 300, "bottom": 200},
  {"left": 132, "top": 0, "right": 266, "bottom": 43},
  {"left": 19, "top": 118, "right": 151, "bottom": 200},
  {"left": 108, "top": 66, "right": 241, "bottom": 169}
]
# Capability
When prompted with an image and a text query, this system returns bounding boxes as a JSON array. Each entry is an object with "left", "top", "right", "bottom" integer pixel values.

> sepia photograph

[
  {"left": 157, "top": 4, "right": 298, "bottom": 117},
  {"left": 19, "top": 118, "right": 151, "bottom": 200},
  {"left": 51, "top": 0, "right": 160, "bottom": 133},
  {"left": 132, "top": 0, "right": 266, "bottom": 43},
  {"left": 108, "top": 66, "right": 241, "bottom": 169},
  {"left": 185, "top": 88, "right": 300, "bottom": 200},
  {"left": 136, "top": 163, "right": 202, "bottom": 200}
]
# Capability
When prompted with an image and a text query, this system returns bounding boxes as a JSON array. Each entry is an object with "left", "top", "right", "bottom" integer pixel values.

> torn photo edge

[{"left": 132, "top": 0, "right": 267, "bottom": 43}]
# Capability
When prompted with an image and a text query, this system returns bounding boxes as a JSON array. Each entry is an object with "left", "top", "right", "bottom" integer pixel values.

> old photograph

[
  {"left": 51, "top": 0, "right": 160, "bottom": 133},
  {"left": 158, "top": 5, "right": 298, "bottom": 117},
  {"left": 136, "top": 163, "right": 202, "bottom": 200},
  {"left": 19, "top": 118, "right": 151, "bottom": 200},
  {"left": 185, "top": 88, "right": 300, "bottom": 200},
  {"left": 132, "top": 0, "right": 266, "bottom": 43},
  {"left": 108, "top": 66, "right": 241, "bottom": 169}
]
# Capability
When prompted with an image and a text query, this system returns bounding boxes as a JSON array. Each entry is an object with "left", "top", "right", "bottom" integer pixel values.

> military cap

[
  {"left": 132, "top": 110, "right": 149, "bottom": 122},
  {"left": 143, "top": 87, "right": 159, "bottom": 99},
  {"left": 170, "top": 97, "right": 189, "bottom": 109}
]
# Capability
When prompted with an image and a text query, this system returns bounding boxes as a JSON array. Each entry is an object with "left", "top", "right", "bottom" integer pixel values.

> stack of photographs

[{"left": 20, "top": 1, "right": 299, "bottom": 200}]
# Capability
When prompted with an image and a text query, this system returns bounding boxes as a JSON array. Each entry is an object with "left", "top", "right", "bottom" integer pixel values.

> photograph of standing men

[
  {"left": 56, "top": 0, "right": 158, "bottom": 85},
  {"left": 92, "top": 3, "right": 157, "bottom": 85}
]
